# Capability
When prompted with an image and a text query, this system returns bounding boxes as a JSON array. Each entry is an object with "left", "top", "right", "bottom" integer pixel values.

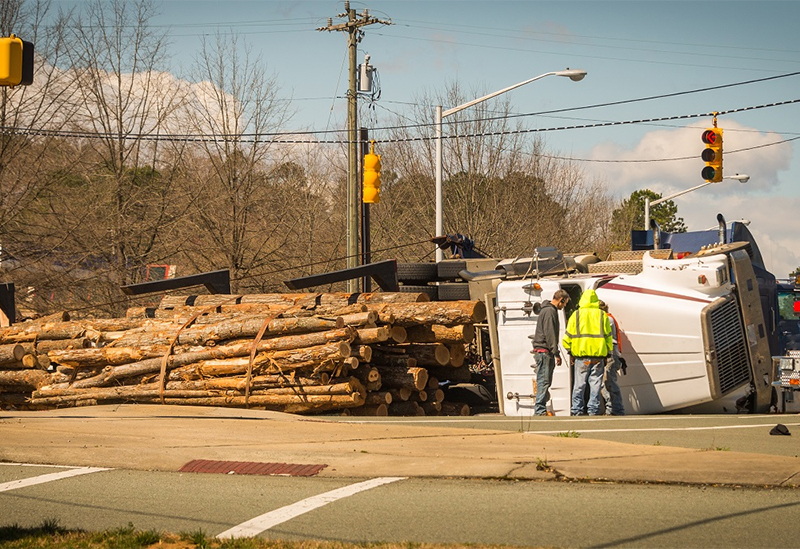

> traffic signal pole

[{"left": 318, "top": 2, "right": 389, "bottom": 293}]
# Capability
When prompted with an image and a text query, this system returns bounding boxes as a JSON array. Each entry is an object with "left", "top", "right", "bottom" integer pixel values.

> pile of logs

[{"left": 0, "top": 292, "right": 486, "bottom": 416}]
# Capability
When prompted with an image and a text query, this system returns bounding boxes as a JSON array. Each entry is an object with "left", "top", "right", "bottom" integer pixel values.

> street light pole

[
  {"left": 643, "top": 174, "right": 750, "bottom": 230},
  {"left": 433, "top": 69, "right": 586, "bottom": 262}
]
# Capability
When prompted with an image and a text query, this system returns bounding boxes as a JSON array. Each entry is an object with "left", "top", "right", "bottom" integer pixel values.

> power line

[{"left": 4, "top": 98, "right": 799, "bottom": 149}]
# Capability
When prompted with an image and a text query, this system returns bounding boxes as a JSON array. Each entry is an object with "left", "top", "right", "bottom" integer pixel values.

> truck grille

[{"left": 708, "top": 296, "right": 751, "bottom": 394}]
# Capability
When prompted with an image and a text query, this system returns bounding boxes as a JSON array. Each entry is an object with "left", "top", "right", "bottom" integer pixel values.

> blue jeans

[
  {"left": 571, "top": 357, "right": 605, "bottom": 415},
  {"left": 533, "top": 352, "right": 556, "bottom": 416},
  {"left": 602, "top": 355, "right": 625, "bottom": 415}
]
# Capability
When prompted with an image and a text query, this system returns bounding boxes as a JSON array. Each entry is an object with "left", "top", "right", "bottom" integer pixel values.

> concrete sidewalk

[{"left": 1, "top": 405, "right": 799, "bottom": 487}]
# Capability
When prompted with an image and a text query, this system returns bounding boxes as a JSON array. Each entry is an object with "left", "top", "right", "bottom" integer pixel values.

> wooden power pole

[{"left": 318, "top": 2, "right": 390, "bottom": 292}]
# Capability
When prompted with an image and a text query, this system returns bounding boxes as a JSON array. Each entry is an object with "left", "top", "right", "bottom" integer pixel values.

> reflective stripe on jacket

[{"left": 561, "top": 289, "right": 613, "bottom": 358}]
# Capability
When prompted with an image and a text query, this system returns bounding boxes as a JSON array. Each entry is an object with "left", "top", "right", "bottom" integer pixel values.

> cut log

[
  {"left": 351, "top": 345, "right": 373, "bottom": 362},
  {"left": 370, "top": 349, "right": 417, "bottom": 368},
  {"left": 388, "top": 401, "right": 424, "bottom": 416},
  {"left": 448, "top": 344, "right": 466, "bottom": 367},
  {"left": 375, "top": 365, "right": 428, "bottom": 391},
  {"left": 404, "top": 324, "right": 475, "bottom": 344},
  {"left": 420, "top": 401, "right": 442, "bottom": 415},
  {"left": 366, "top": 301, "right": 486, "bottom": 327},
  {"left": 440, "top": 401, "right": 471, "bottom": 416},
  {"left": 0, "top": 369, "right": 52, "bottom": 389},
  {"left": 34, "top": 338, "right": 92, "bottom": 353},
  {"left": 352, "top": 366, "right": 380, "bottom": 385},
  {"left": 348, "top": 403, "right": 388, "bottom": 416},
  {"left": 389, "top": 326, "right": 407, "bottom": 343},
  {"left": 388, "top": 387, "right": 412, "bottom": 402},
  {"left": 0, "top": 344, "right": 26, "bottom": 365},
  {"left": 397, "top": 343, "right": 450, "bottom": 367},
  {"left": 353, "top": 326, "right": 390, "bottom": 344},
  {"left": 364, "top": 391, "right": 392, "bottom": 405},
  {"left": 338, "top": 311, "right": 377, "bottom": 327}
]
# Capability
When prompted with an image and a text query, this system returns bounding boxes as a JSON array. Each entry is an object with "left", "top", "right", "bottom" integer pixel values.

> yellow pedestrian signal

[
  {"left": 363, "top": 141, "right": 381, "bottom": 204},
  {"left": 0, "top": 35, "right": 33, "bottom": 87},
  {"left": 701, "top": 127, "right": 723, "bottom": 183}
]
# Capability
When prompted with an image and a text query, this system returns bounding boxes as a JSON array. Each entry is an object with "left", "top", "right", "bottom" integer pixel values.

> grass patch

[
  {"left": 0, "top": 521, "right": 521, "bottom": 548},
  {"left": 554, "top": 430, "right": 580, "bottom": 438}
]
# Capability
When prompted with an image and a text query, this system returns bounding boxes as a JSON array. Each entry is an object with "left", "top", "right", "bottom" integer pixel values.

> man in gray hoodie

[{"left": 529, "top": 289, "right": 570, "bottom": 416}]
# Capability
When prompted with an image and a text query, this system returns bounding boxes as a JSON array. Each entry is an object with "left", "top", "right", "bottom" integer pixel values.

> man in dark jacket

[{"left": 529, "top": 289, "right": 570, "bottom": 415}]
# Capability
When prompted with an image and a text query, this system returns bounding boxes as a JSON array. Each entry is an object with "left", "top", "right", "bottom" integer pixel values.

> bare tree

[
  {"left": 59, "top": 0, "right": 186, "bottom": 298},
  {"left": 176, "top": 31, "right": 306, "bottom": 292},
  {"left": 372, "top": 82, "right": 614, "bottom": 260}
]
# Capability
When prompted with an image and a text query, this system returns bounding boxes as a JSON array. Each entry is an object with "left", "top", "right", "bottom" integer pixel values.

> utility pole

[{"left": 318, "top": 2, "right": 389, "bottom": 293}]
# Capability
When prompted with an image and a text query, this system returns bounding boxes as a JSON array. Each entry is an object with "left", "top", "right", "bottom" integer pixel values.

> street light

[
  {"left": 434, "top": 69, "right": 587, "bottom": 262},
  {"left": 643, "top": 174, "right": 750, "bottom": 230}
]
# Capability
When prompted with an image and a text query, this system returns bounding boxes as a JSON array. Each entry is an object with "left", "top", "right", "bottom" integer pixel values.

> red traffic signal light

[{"left": 701, "top": 127, "right": 723, "bottom": 183}]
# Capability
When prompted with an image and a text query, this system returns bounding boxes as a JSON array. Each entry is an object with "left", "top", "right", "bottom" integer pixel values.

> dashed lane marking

[
  {"left": 0, "top": 466, "right": 111, "bottom": 492},
  {"left": 216, "top": 476, "right": 407, "bottom": 539}
]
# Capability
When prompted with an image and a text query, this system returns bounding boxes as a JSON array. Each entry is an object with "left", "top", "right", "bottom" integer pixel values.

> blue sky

[{"left": 64, "top": 0, "right": 800, "bottom": 276}]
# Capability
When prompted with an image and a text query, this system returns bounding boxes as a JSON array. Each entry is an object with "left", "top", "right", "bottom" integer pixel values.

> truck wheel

[
  {"left": 437, "top": 282, "right": 471, "bottom": 301},
  {"left": 396, "top": 262, "right": 439, "bottom": 283},
  {"left": 399, "top": 284, "right": 439, "bottom": 300},
  {"left": 437, "top": 260, "right": 467, "bottom": 280}
]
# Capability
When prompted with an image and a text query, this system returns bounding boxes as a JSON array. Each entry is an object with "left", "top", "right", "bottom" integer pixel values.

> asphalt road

[{"left": 3, "top": 463, "right": 800, "bottom": 547}]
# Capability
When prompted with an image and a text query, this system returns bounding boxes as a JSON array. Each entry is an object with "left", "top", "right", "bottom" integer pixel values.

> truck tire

[
  {"left": 437, "top": 260, "right": 467, "bottom": 281},
  {"left": 396, "top": 262, "right": 439, "bottom": 283},
  {"left": 437, "top": 282, "right": 471, "bottom": 301},
  {"left": 399, "top": 284, "right": 439, "bottom": 300}
]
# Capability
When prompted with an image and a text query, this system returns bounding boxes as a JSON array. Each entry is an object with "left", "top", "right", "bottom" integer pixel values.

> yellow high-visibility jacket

[{"left": 562, "top": 289, "right": 613, "bottom": 358}]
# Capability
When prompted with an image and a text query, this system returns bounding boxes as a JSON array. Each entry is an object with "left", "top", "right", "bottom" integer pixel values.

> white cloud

[
  {"left": 589, "top": 120, "right": 792, "bottom": 197},
  {"left": 586, "top": 121, "right": 798, "bottom": 278}
]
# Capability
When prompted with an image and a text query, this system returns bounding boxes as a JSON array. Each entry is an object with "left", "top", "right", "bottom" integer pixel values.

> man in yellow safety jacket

[{"left": 562, "top": 288, "right": 613, "bottom": 415}]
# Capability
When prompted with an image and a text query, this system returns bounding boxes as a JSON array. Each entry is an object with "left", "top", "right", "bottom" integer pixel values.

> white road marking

[
  {"left": 0, "top": 466, "right": 110, "bottom": 492},
  {"left": 525, "top": 422, "right": 800, "bottom": 435},
  {"left": 216, "top": 476, "right": 407, "bottom": 539}
]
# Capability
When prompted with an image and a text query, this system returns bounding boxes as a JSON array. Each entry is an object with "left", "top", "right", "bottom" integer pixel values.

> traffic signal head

[
  {"left": 701, "top": 127, "right": 723, "bottom": 183},
  {"left": 0, "top": 35, "right": 34, "bottom": 87},
  {"left": 363, "top": 142, "right": 381, "bottom": 204}
]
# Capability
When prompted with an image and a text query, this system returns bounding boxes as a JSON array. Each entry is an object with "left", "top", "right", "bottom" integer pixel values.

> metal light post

[
  {"left": 643, "top": 173, "right": 750, "bottom": 230},
  {"left": 434, "top": 69, "right": 587, "bottom": 262}
]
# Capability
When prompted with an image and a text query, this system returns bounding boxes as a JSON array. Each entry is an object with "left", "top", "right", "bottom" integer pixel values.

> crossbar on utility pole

[{"left": 318, "top": 2, "right": 390, "bottom": 292}]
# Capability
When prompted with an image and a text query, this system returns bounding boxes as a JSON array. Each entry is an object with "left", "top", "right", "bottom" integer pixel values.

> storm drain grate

[{"left": 179, "top": 459, "right": 327, "bottom": 477}]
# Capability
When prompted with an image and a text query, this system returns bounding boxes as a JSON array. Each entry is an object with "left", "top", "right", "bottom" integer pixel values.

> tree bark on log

[
  {"left": 388, "top": 387, "right": 412, "bottom": 402},
  {"left": 0, "top": 369, "right": 52, "bottom": 389},
  {"left": 440, "top": 402, "right": 471, "bottom": 416},
  {"left": 348, "top": 403, "right": 388, "bottom": 416},
  {"left": 375, "top": 365, "right": 428, "bottom": 391},
  {"left": 389, "top": 401, "right": 424, "bottom": 416},
  {"left": 354, "top": 327, "right": 389, "bottom": 344},
  {"left": 364, "top": 391, "right": 392, "bottom": 405},
  {"left": 404, "top": 324, "right": 475, "bottom": 344},
  {"left": 397, "top": 343, "right": 450, "bottom": 367},
  {"left": 370, "top": 349, "right": 418, "bottom": 369},
  {"left": 0, "top": 344, "right": 25, "bottom": 365},
  {"left": 366, "top": 301, "right": 486, "bottom": 326}
]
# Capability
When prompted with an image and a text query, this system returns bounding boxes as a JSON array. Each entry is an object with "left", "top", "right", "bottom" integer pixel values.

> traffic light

[
  {"left": 701, "top": 127, "right": 723, "bottom": 183},
  {"left": 0, "top": 35, "right": 33, "bottom": 87},
  {"left": 363, "top": 141, "right": 381, "bottom": 204}
]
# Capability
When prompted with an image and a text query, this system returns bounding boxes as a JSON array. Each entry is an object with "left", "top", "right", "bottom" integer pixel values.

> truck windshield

[{"left": 778, "top": 290, "right": 799, "bottom": 321}]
